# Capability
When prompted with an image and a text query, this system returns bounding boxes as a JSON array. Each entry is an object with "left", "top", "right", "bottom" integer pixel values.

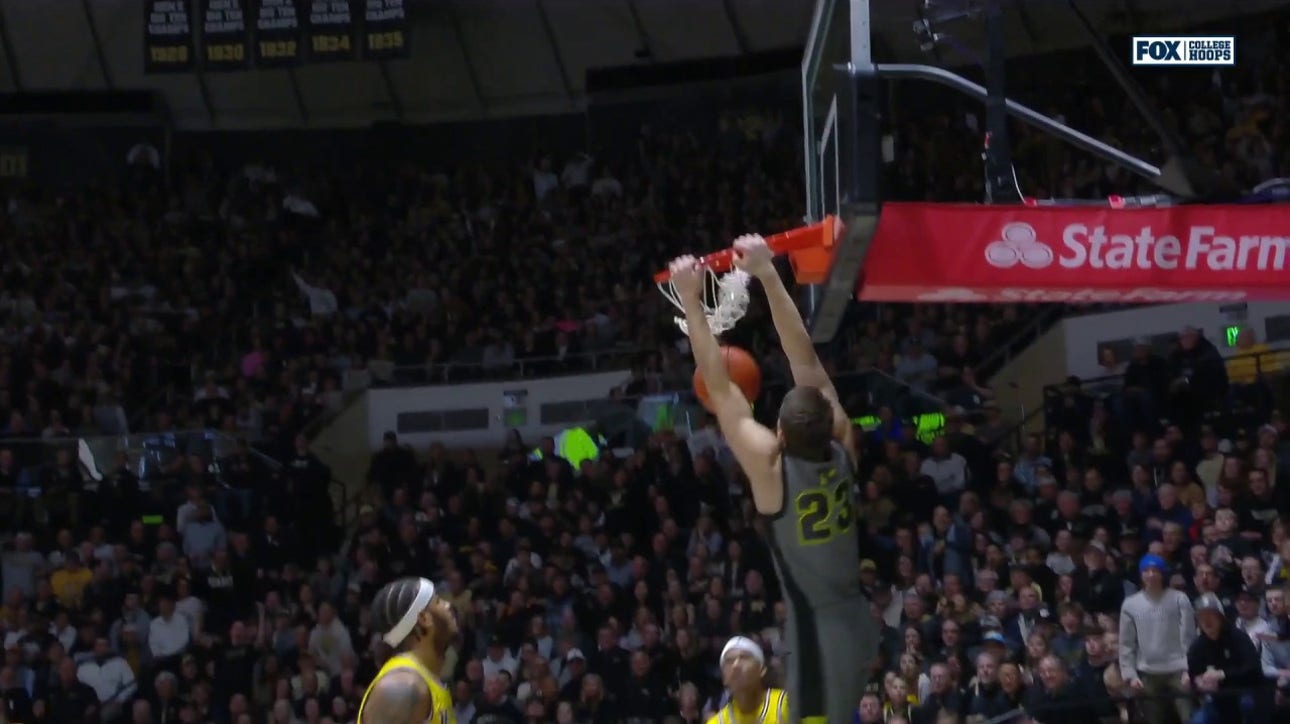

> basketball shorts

[{"left": 782, "top": 595, "right": 877, "bottom": 724}]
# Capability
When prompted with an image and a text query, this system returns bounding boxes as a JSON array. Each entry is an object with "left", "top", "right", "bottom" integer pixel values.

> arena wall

[
  {"left": 1062, "top": 302, "right": 1290, "bottom": 379},
  {"left": 310, "top": 391, "right": 372, "bottom": 504},
  {"left": 991, "top": 325, "right": 1069, "bottom": 437}
]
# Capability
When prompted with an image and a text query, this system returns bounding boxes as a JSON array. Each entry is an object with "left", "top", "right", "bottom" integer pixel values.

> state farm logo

[
  {"left": 984, "top": 223, "right": 1287, "bottom": 272},
  {"left": 984, "top": 223, "right": 1055, "bottom": 269}
]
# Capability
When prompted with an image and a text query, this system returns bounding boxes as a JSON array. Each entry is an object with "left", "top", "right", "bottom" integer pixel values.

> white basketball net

[{"left": 657, "top": 267, "right": 752, "bottom": 336}]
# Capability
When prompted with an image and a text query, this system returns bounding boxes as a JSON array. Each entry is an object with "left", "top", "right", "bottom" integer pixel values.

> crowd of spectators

[{"left": 0, "top": 11, "right": 1285, "bottom": 724}]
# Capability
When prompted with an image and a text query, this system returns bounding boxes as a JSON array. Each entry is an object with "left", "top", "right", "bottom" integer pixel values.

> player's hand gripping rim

[
  {"left": 731, "top": 234, "right": 776, "bottom": 279},
  {"left": 668, "top": 255, "right": 704, "bottom": 303}
]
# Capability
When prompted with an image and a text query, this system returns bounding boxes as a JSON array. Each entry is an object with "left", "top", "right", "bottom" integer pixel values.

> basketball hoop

[
  {"left": 656, "top": 266, "right": 753, "bottom": 336},
  {"left": 653, "top": 217, "right": 838, "bottom": 335}
]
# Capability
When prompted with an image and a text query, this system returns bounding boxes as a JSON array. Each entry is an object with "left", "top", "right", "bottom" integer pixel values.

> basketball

[{"left": 693, "top": 346, "right": 762, "bottom": 412}]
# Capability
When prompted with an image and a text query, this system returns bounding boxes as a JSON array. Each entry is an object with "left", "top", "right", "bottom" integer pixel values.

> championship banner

[
  {"left": 252, "top": 0, "right": 302, "bottom": 67},
  {"left": 859, "top": 202, "right": 1290, "bottom": 303},
  {"left": 361, "top": 0, "right": 409, "bottom": 60},
  {"left": 0, "top": 148, "right": 27, "bottom": 179},
  {"left": 306, "top": 0, "right": 358, "bottom": 62},
  {"left": 201, "top": 0, "right": 251, "bottom": 70},
  {"left": 144, "top": 0, "right": 195, "bottom": 73}
]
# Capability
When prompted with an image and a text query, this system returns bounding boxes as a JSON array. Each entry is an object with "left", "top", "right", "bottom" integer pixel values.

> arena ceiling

[{"left": 0, "top": 0, "right": 1280, "bottom": 130}]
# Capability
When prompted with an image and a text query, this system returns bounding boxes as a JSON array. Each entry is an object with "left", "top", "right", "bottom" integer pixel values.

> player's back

[
  {"left": 357, "top": 652, "right": 455, "bottom": 724},
  {"left": 705, "top": 688, "right": 790, "bottom": 724},
  {"left": 765, "top": 440, "right": 863, "bottom": 608}
]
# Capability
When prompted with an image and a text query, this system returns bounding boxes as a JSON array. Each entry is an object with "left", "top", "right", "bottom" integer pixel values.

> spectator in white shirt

[
  {"left": 531, "top": 157, "right": 559, "bottom": 201},
  {"left": 307, "top": 603, "right": 353, "bottom": 676},
  {"left": 290, "top": 654, "right": 331, "bottom": 700},
  {"left": 174, "top": 577, "right": 204, "bottom": 638},
  {"left": 148, "top": 595, "right": 190, "bottom": 661},
  {"left": 126, "top": 142, "right": 161, "bottom": 169},
  {"left": 193, "top": 376, "right": 229, "bottom": 402},
  {"left": 503, "top": 543, "right": 543, "bottom": 588},
  {"left": 51, "top": 610, "right": 77, "bottom": 651},
  {"left": 77, "top": 638, "right": 136, "bottom": 720},
  {"left": 560, "top": 152, "right": 593, "bottom": 190},
  {"left": 175, "top": 484, "right": 219, "bottom": 535},
  {"left": 482, "top": 637, "right": 519, "bottom": 681},
  {"left": 591, "top": 166, "right": 623, "bottom": 198},
  {"left": 919, "top": 436, "right": 969, "bottom": 498},
  {"left": 1233, "top": 589, "right": 1272, "bottom": 646},
  {"left": 1045, "top": 529, "right": 1077, "bottom": 577}
]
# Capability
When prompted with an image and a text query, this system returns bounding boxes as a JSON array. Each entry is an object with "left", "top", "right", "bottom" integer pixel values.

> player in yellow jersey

[
  {"left": 707, "top": 636, "right": 789, "bottom": 724},
  {"left": 357, "top": 577, "right": 458, "bottom": 724}
]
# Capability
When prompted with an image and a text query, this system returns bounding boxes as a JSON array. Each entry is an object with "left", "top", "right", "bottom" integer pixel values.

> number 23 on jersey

[{"left": 793, "top": 470, "right": 853, "bottom": 544}]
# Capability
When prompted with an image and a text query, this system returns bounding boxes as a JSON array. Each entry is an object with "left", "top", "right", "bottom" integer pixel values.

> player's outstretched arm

[
  {"left": 734, "top": 235, "right": 855, "bottom": 456},
  {"left": 670, "top": 256, "right": 782, "bottom": 514},
  {"left": 360, "top": 670, "right": 433, "bottom": 724}
]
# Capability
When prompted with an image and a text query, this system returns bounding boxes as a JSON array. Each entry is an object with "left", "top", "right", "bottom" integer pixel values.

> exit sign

[{"left": 1223, "top": 326, "right": 1241, "bottom": 347}]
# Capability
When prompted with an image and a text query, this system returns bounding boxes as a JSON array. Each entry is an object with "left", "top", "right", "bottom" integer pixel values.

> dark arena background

[{"left": 0, "top": 0, "right": 1289, "bottom": 722}]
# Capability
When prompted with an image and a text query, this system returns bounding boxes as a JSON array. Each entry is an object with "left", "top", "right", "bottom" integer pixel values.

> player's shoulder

[
  {"left": 364, "top": 668, "right": 433, "bottom": 723},
  {"left": 704, "top": 713, "right": 723, "bottom": 724}
]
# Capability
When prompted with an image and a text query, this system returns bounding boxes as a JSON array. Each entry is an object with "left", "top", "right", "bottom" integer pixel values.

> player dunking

[
  {"left": 357, "top": 577, "right": 458, "bottom": 724},
  {"left": 669, "top": 234, "right": 876, "bottom": 724}
]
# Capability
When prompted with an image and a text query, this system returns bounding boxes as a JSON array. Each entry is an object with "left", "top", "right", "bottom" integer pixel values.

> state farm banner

[{"left": 859, "top": 202, "right": 1290, "bottom": 304}]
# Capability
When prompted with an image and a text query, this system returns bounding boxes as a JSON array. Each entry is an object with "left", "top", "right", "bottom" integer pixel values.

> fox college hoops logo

[{"left": 984, "top": 223, "right": 1054, "bottom": 269}]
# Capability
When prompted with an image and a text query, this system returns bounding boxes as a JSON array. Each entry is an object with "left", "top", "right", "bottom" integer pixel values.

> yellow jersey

[
  {"left": 706, "top": 688, "right": 789, "bottom": 724},
  {"left": 357, "top": 652, "right": 456, "bottom": 724},
  {"left": 50, "top": 567, "right": 92, "bottom": 608}
]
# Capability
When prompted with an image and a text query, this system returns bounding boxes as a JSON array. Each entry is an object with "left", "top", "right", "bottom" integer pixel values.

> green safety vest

[{"left": 530, "top": 427, "right": 608, "bottom": 470}]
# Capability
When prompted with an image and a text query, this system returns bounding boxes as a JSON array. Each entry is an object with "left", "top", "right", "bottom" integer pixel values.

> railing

[
  {"left": 975, "top": 305, "right": 1068, "bottom": 381},
  {"left": 0, "top": 430, "right": 349, "bottom": 530},
  {"left": 1041, "top": 347, "right": 1290, "bottom": 438},
  {"left": 327, "top": 365, "right": 955, "bottom": 537},
  {"left": 588, "top": 366, "right": 956, "bottom": 452},
  {"left": 371, "top": 301, "right": 1141, "bottom": 390},
  {"left": 971, "top": 682, "right": 1279, "bottom": 724},
  {"left": 995, "top": 402, "right": 1045, "bottom": 455},
  {"left": 976, "top": 304, "right": 1149, "bottom": 382},
  {"left": 378, "top": 345, "right": 648, "bottom": 386}
]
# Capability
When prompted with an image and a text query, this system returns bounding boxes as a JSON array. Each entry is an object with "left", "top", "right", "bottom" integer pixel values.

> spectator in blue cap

[{"left": 1119, "top": 553, "right": 1197, "bottom": 724}]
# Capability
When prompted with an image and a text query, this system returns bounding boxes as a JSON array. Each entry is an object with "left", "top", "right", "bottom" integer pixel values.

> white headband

[
  {"left": 720, "top": 636, "right": 764, "bottom": 666},
  {"left": 382, "top": 579, "right": 435, "bottom": 647}
]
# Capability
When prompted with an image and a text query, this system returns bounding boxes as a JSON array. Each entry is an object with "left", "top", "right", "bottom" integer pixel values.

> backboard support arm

[
  {"left": 983, "top": 0, "right": 1022, "bottom": 204},
  {"left": 872, "top": 63, "right": 1182, "bottom": 194},
  {"left": 1063, "top": 0, "right": 1185, "bottom": 159},
  {"left": 1060, "top": 0, "right": 1217, "bottom": 199}
]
